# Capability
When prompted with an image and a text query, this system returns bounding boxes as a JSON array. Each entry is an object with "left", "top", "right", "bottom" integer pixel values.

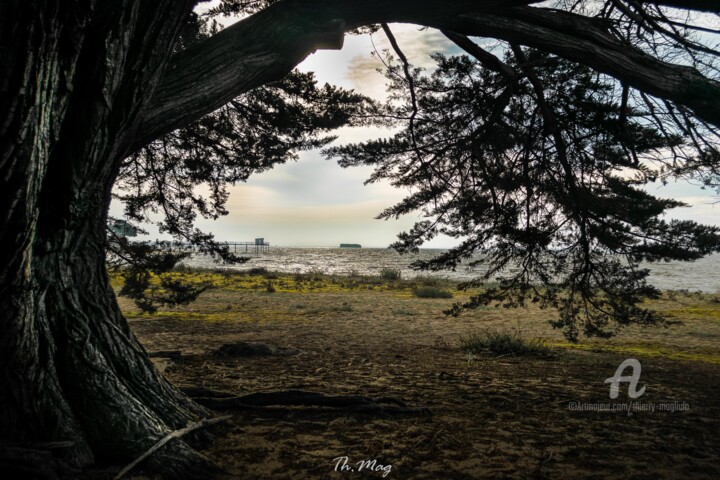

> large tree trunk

[{"left": 0, "top": 1, "right": 216, "bottom": 477}]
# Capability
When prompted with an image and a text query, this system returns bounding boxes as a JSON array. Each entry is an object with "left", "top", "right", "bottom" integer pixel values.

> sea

[{"left": 185, "top": 247, "right": 720, "bottom": 293}]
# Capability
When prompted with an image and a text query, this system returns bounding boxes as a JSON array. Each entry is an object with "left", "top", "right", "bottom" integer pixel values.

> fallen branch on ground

[{"left": 113, "top": 415, "right": 231, "bottom": 480}]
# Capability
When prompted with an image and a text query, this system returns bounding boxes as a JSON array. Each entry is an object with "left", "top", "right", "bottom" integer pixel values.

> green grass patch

[
  {"left": 380, "top": 268, "right": 402, "bottom": 281},
  {"left": 247, "top": 267, "right": 269, "bottom": 275},
  {"left": 412, "top": 286, "right": 453, "bottom": 299},
  {"left": 460, "top": 331, "right": 553, "bottom": 358}
]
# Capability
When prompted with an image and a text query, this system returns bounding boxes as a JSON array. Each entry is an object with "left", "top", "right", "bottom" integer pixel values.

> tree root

[
  {"left": 212, "top": 342, "right": 301, "bottom": 357},
  {"left": 148, "top": 350, "right": 183, "bottom": 360},
  {"left": 180, "top": 386, "right": 236, "bottom": 398},
  {"left": 181, "top": 388, "right": 431, "bottom": 415}
]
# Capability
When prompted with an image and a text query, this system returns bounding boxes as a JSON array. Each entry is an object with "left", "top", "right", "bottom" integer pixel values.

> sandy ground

[{"left": 112, "top": 272, "right": 719, "bottom": 479}]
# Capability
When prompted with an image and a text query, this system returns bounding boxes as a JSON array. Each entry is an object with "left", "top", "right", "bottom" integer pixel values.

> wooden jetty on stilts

[
  {"left": 229, "top": 238, "right": 270, "bottom": 254},
  {"left": 172, "top": 238, "right": 270, "bottom": 254}
]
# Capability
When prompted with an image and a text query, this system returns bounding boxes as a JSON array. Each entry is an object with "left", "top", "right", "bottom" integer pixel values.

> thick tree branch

[
  {"left": 129, "top": 0, "right": 534, "bottom": 154},
  {"left": 435, "top": 7, "right": 720, "bottom": 129},
  {"left": 442, "top": 31, "right": 516, "bottom": 80},
  {"left": 129, "top": 1, "right": 720, "bottom": 154}
]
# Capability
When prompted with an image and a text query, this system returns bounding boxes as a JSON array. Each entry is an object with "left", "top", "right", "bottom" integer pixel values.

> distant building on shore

[{"left": 340, "top": 243, "right": 362, "bottom": 248}]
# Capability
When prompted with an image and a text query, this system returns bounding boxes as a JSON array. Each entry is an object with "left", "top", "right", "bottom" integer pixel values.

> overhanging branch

[
  {"left": 128, "top": 1, "right": 720, "bottom": 154},
  {"left": 129, "top": 0, "right": 535, "bottom": 154},
  {"left": 433, "top": 7, "right": 720, "bottom": 129}
]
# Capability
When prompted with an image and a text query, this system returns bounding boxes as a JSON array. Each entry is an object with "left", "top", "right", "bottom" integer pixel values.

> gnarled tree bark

[{"left": 1, "top": 1, "right": 217, "bottom": 477}]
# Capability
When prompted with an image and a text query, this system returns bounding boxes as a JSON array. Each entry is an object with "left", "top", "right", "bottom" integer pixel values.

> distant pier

[
  {"left": 228, "top": 240, "right": 270, "bottom": 254},
  {"left": 171, "top": 238, "right": 270, "bottom": 254}
]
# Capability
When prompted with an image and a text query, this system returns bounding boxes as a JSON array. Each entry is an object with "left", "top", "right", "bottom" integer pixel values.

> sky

[
  {"left": 190, "top": 26, "right": 468, "bottom": 248},
  {"left": 112, "top": 7, "right": 719, "bottom": 248}
]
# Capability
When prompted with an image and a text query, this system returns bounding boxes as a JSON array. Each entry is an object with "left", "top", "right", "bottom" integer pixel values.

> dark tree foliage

[
  {"left": 112, "top": 7, "right": 720, "bottom": 334},
  {"left": 204, "top": 0, "right": 280, "bottom": 17},
  {"left": 106, "top": 231, "right": 207, "bottom": 313},
  {"left": 327, "top": 45, "right": 720, "bottom": 340},
  {"left": 109, "top": 14, "right": 373, "bottom": 311}
]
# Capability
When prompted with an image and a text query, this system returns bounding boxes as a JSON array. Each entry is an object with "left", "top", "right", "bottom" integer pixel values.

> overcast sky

[
  {"left": 193, "top": 26, "right": 470, "bottom": 248},
  {"left": 113, "top": 11, "right": 718, "bottom": 248}
]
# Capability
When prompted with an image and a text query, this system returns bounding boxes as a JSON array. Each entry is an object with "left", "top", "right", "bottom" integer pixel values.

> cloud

[
  {"left": 343, "top": 26, "right": 461, "bottom": 100},
  {"left": 345, "top": 54, "right": 387, "bottom": 100},
  {"left": 197, "top": 196, "right": 421, "bottom": 247}
]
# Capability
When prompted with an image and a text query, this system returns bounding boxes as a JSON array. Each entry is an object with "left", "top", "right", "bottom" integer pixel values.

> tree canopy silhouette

[
  {"left": 1, "top": 0, "right": 719, "bottom": 477},
  {"left": 328, "top": 46, "right": 720, "bottom": 339}
]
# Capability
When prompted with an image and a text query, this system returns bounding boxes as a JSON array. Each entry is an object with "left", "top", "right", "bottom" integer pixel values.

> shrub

[
  {"left": 460, "top": 331, "right": 553, "bottom": 358},
  {"left": 412, "top": 286, "right": 453, "bottom": 299},
  {"left": 171, "top": 263, "right": 193, "bottom": 273},
  {"left": 305, "top": 267, "right": 326, "bottom": 281},
  {"left": 337, "top": 302, "right": 353, "bottom": 312},
  {"left": 380, "top": 268, "right": 402, "bottom": 281},
  {"left": 413, "top": 275, "right": 440, "bottom": 287},
  {"left": 248, "top": 267, "right": 268, "bottom": 275}
]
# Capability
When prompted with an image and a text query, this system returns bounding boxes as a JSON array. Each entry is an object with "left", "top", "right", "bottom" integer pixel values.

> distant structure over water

[
  {"left": 172, "top": 238, "right": 270, "bottom": 254},
  {"left": 233, "top": 238, "right": 270, "bottom": 253},
  {"left": 340, "top": 243, "right": 362, "bottom": 248}
]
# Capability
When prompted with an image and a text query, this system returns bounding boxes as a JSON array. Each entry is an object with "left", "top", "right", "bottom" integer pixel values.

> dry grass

[
  {"left": 113, "top": 269, "right": 720, "bottom": 363},
  {"left": 110, "top": 268, "right": 720, "bottom": 480}
]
